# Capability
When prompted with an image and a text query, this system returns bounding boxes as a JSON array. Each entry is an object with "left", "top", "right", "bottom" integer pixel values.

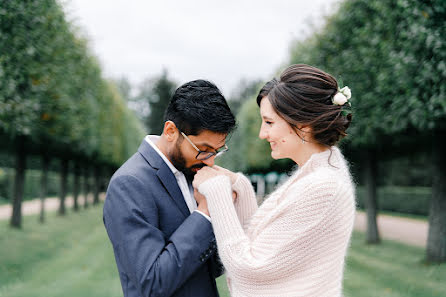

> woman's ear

[
  {"left": 163, "top": 121, "right": 179, "bottom": 142},
  {"left": 299, "top": 125, "right": 312, "bottom": 134},
  {"left": 292, "top": 124, "right": 311, "bottom": 134},
  {"left": 292, "top": 125, "right": 312, "bottom": 141}
]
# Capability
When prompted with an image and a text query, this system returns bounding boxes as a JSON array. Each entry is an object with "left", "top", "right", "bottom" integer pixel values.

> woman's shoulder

[{"left": 288, "top": 165, "right": 352, "bottom": 199}]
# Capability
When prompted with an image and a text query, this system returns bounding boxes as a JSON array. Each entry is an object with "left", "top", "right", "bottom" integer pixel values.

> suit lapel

[
  {"left": 156, "top": 165, "right": 190, "bottom": 218},
  {"left": 138, "top": 139, "right": 190, "bottom": 218}
]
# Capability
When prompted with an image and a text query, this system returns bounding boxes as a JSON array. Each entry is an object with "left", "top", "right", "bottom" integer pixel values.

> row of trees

[
  {"left": 220, "top": 0, "right": 445, "bottom": 263},
  {"left": 0, "top": 0, "right": 145, "bottom": 227}
]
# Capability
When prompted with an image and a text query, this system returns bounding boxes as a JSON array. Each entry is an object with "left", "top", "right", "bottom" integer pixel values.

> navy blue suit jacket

[{"left": 103, "top": 140, "right": 223, "bottom": 297}]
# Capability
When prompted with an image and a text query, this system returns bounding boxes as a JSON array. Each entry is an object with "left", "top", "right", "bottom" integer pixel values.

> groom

[{"left": 103, "top": 79, "right": 236, "bottom": 297}]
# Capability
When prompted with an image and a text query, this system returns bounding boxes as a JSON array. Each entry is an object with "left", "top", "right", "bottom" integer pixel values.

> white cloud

[{"left": 62, "top": 0, "right": 340, "bottom": 95}]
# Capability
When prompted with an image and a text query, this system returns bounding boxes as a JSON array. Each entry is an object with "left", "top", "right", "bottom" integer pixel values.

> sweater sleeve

[
  {"left": 198, "top": 174, "right": 338, "bottom": 282},
  {"left": 232, "top": 173, "right": 258, "bottom": 230}
]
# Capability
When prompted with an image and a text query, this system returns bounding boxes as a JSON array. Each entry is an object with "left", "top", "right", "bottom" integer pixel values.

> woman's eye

[{"left": 266, "top": 121, "right": 273, "bottom": 125}]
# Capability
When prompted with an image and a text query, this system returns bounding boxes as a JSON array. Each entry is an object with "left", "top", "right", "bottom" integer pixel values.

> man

[{"left": 103, "top": 79, "right": 236, "bottom": 297}]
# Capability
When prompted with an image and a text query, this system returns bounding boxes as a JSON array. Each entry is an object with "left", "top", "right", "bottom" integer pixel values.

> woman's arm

[
  {"left": 231, "top": 173, "right": 258, "bottom": 229},
  {"left": 211, "top": 166, "right": 258, "bottom": 229},
  {"left": 197, "top": 173, "right": 338, "bottom": 282}
]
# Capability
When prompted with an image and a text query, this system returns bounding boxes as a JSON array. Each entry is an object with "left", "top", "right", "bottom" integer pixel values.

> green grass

[
  {"left": 0, "top": 206, "right": 229, "bottom": 297},
  {"left": 0, "top": 207, "right": 444, "bottom": 297},
  {"left": 343, "top": 232, "right": 446, "bottom": 297}
]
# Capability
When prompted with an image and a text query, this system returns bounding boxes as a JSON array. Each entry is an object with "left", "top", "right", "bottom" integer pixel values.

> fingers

[
  {"left": 192, "top": 166, "right": 220, "bottom": 189},
  {"left": 212, "top": 165, "right": 237, "bottom": 184}
]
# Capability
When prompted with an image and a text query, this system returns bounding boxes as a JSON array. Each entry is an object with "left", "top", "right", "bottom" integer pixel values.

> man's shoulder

[{"left": 111, "top": 151, "right": 157, "bottom": 183}]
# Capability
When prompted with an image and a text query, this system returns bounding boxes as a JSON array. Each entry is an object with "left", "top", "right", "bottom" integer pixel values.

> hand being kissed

[{"left": 193, "top": 166, "right": 239, "bottom": 216}]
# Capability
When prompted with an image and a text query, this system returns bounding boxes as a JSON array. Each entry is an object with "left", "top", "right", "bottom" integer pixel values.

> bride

[{"left": 193, "top": 64, "right": 356, "bottom": 297}]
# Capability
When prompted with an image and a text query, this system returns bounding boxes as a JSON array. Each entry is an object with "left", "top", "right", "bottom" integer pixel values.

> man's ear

[{"left": 163, "top": 121, "right": 179, "bottom": 142}]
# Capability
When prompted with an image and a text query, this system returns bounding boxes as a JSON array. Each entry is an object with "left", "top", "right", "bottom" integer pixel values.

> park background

[{"left": 0, "top": 0, "right": 445, "bottom": 296}]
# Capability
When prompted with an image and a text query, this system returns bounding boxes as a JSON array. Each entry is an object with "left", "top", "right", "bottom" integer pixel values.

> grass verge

[{"left": 0, "top": 207, "right": 444, "bottom": 297}]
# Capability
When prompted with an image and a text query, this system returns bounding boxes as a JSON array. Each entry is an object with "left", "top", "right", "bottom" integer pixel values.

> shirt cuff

[{"left": 194, "top": 209, "right": 212, "bottom": 222}]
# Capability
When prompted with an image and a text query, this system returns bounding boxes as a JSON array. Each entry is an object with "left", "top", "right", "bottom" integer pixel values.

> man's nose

[{"left": 201, "top": 156, "right": 216, "bottom": 167}]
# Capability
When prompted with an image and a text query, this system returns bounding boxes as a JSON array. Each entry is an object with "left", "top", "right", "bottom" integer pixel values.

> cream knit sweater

[{"left": 198, "top": 147, "right": 356, "bottom": 297}]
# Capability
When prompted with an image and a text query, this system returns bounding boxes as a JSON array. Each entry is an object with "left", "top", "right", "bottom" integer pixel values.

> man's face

[{"left": 168, "top": 130, "right": 227, "bottom": 181}]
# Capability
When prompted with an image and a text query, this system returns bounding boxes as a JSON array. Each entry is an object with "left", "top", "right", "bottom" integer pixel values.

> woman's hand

[
  {"left": 213, "top": 165, "right": 238, "bottom": 185},
  {"left": 192, "top": 166, "right": 222, "bottom": 189},
  {"left": 193, "top": 166, "right": 238, "bottom": 204},
  {"left": 213, "top": 165, "right": 239, "bottom": 202}
]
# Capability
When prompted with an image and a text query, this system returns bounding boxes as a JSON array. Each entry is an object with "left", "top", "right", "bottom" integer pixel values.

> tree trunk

[
  {"left": 10, "top": 137, "right": 26, "bottom": 228},
  {"left": 58, "top": 159, "right": 68, "bottom": 216},
  {"left": 426, "top": 132, "right": 446, "bottom": 263},
  {"left": 39, "top": 155, "right": 49, "bottom": 223},
  {"left": 84, "top": 167, "right": 89, "bottom": 208},
  {"left": 73, "top": 163, "right": 80, "bottom": 211},
  {"left": 93, "top": 165, "right": 100, "bottom": 205},
  {"left": 364, "top": 149, "right": 380, "bottom": 244}
]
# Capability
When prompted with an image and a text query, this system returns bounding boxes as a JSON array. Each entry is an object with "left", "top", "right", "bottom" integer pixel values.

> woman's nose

[{"left": 259, "top": 125, "right": 267, "bottom": 139}]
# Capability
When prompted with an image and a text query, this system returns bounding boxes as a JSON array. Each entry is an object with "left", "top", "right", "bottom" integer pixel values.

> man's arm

[
  {"left": 103, "top": 174, "right": 216, "bottom": 297},
  {"left": 210, "top": 249, "right": 225, "bottom": 278}
]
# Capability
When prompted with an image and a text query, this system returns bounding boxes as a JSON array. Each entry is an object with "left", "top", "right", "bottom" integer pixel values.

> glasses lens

[
  {"left": 196, "top": 147, "right": 228, "bottom": 160},
  {"left": 196, "top": 152, "right": 215, "bottom": 160}
]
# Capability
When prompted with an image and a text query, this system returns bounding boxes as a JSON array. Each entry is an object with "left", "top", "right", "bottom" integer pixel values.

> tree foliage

[
  {"left": 0, "top": 0, "right": 145, "bottom": 166},
  {"left": 289, "top": 0, "right": 446, "bottom": 149},
  {"left": 136, "top": 70, "right": 177, "bottom": 135}
]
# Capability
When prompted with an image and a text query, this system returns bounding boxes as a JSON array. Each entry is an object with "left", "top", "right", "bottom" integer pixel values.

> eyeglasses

[{"left": 180, "top": 131, "right": 228, "bottom": 160}]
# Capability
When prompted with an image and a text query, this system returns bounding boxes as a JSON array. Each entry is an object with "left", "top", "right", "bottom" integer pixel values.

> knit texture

[{"left": 198, "top": 147, "right": 356, "bottom": 297}]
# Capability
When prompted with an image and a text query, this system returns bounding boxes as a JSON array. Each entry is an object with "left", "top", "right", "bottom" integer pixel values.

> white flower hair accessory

[{"left": 332, "top": 86, "right": 351, "bottom": 106}]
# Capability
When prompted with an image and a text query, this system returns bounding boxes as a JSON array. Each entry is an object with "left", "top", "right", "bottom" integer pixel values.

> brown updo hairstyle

[{"left": 256, "top": 64, "right": 352, "bottom": 147}]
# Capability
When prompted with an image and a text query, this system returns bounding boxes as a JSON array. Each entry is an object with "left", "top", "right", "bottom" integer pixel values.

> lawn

[{"left": 0, "top": 206, "right": 444, "bottom": 297}]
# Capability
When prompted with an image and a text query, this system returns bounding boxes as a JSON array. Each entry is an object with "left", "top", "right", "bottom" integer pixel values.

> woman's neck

[{"left": 291, "top": 142, "right": 328, "bottom": 167}]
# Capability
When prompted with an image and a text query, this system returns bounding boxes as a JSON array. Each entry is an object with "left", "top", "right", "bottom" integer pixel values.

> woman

[{"left": 193, "top": 64, "right": 355, "bottom": 297}]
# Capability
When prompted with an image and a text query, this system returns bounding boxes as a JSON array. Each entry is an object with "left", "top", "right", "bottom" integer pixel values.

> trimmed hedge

[
  {"left": 0, "top": 167, "right": 72, "bottom": 204},
  {"left": 356, "top": 186, "right": 431, "bottom": 216}
]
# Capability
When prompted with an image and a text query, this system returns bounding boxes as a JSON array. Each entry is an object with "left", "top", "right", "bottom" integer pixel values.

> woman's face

[{"left": 259, "top": 98, "right": 302, "bottom": 160}]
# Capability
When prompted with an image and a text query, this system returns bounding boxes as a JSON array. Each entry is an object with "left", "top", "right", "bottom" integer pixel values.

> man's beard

[{"left": 169, "top": 140, "right": 206, "bottom": 181}]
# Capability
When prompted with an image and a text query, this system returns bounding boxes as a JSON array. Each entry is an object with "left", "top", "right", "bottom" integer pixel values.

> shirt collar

[{"left": 144, "top": 135, "right": 180, "bottom": 176}]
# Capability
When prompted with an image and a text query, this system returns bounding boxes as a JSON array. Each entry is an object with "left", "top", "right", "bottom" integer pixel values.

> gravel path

[
  {"left": 0, "top": 199, "right": 428, "bottom": 247},
  {"left": 0, "top": 193, "right": 104, "bottom": 220},
  {"left": 354, "top": 211, "right": 428, "bottom": 247}
]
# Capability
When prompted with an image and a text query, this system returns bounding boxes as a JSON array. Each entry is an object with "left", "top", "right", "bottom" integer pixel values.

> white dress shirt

[{"left": 145, "top": 135, "right": 211, "bottom": 221}]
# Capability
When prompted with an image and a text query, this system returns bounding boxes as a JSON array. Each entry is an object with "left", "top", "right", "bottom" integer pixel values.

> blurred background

[{"left": 0, "top": 0, "right": 445, "bottom": 296}]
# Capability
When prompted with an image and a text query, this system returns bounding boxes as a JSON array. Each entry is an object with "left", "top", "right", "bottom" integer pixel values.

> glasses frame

[{"left": 180, "top": 131, "right": 228, "bottom": 160}]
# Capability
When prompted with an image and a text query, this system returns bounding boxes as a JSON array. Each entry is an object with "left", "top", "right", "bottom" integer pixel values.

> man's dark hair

[{"left": 164, "top": 80, "right": 236, "bottom": 135}]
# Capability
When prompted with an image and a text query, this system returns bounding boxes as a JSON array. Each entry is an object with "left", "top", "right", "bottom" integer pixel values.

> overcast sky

[{"left": 62, "top": 0, "right": 340, "bottom": 96}]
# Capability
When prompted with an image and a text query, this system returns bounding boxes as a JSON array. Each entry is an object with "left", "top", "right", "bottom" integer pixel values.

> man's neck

[{"left": 154, "top": 135, "right": 171, "bottom": 163}]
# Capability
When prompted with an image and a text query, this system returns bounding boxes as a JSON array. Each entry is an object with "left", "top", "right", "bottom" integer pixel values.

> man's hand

[{"left": 194, "top": 188, "right": 210, "bottom": 216}]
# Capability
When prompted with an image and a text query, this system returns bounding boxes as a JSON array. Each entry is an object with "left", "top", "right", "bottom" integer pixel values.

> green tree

[
  {"left": 288, "top": 0, "right": 446, "bottom": 260},
  {"left": 0, "top": 0, "right": 145, "bottom": 227},
  {"left": 137, "top": 70, "right": 177, "bottom": 135},
  {"left": 227, "top": 79, "right": 262, "bottom": 116}
]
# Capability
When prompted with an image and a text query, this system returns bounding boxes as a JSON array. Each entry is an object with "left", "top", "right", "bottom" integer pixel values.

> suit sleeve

[
  {"left": 103, "top": 174, "right": 216, "bottom": 297},
  {"left": 209, "top": 250, "right": 225, "bottom": 278}
]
